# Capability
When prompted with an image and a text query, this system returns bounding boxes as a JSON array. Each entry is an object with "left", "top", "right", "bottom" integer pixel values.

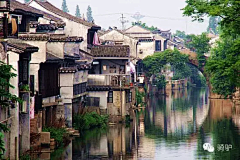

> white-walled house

[
  {"left": 124, "top": 25, "right": 168, "bottom": 59},
  {"left": 87, "top": 45, "right": 136, "bottom": 120},
  {"left": 28, "top": 0, "right": 101, "bottom": 52},
  {"left": 99, "top": 29, "right": 138, "bottom": 58}
]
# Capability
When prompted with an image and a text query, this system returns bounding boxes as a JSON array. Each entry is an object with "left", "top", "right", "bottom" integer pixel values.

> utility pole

[{"left": 120, "top": 14, "right": 128, "bottom": 30}]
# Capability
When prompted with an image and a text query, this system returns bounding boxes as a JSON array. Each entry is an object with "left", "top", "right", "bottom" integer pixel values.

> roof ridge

[
  {"left": 11, "top": 0, "right": 64, "bottom": 24},
  {"left": 31, "top": 0, "right": 100, "bottom": 28}
]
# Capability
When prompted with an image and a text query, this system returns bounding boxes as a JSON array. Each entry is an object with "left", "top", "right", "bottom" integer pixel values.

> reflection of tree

[
  {"left": 212, "top": 119, "right": 240, "bottom": 159},
  {"left": 144, "top": 88, "right": 209, "bottom": 146},
  {"left": 72, "top": 128, "right": 107, "bottom": 159},
  {"left": 196, "top": 118, "right": 240, "bottom": 160}
]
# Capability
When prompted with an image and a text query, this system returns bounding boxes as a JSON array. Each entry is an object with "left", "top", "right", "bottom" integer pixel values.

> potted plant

[{"left": 19, "top": 84, "right": 30, "bottom": 92}]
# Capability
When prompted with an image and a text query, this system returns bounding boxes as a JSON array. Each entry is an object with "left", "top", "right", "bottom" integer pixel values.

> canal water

[{"left": 51, "top": 88, "right": 240, "bottom": 160}]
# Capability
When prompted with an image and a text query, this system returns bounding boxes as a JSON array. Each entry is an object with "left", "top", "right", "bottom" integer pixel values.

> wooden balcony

[{"left": 87, "top": 74, "right": 132, "bottom": 88}]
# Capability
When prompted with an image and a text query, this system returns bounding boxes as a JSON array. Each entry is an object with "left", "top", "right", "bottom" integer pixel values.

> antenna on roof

[
  {"left": 131, "top": 12, "right": 145, "bottom": 23},
  {"left": 120, "top": 14, "right": 128, "bottom": 30}
]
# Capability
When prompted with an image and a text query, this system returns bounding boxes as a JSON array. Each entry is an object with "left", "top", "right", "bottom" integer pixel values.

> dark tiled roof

[
  {"left": 7, "top": 39, "right": 39, "bottom": 53},
  {"left": 59, "top": 64, "right": 91, "bottom": 73},
  {"left": 91, "top": 45, "right": 130, "bottom": 57},
  {"left": 32, "top": 0, "right": 100, "bottom": 28},
  {"left": 59, "top": 67, "right": 77, "bottom": 73},
  {"left": 18, "top": 34, "right": 84, "bottom": 42},
  {"left": 37, "top": 24, "right": 58, "bottom": 31},
  {"left": 87, "top": 86, "right": 112, "bottom": 91},
  {"left": 11, "top": 0, "right": 64, "bottom": 25}
]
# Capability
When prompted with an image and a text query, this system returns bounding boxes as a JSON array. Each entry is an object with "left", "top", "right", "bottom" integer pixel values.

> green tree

[
  {"left": 183, "top": 0, "right": 240, "bottom": 97},
  {"left": 132, "top": 21, "right": 158, "bottom": 31},
  {"left": 173, "top": 30, "right": 187, "bottom": 39},
  {"left": 183, "top": 0, "right": 240, "bottom": 35},
  {"left": 207, "top": 17, "right": 221, "bottom": 35},
  {"left": 87, "top": 5, "right": 94, "bottom": 22},
  {"left": 143, "top": 49, "right": 190, "bottom": 79},
  {"left": 205, "top": 36, "right": 240, "bottom": 97},
  {"left": 0, "top": 61, "right": 21, "bottom": 158},
  {"left": 61, "top": 0, "right": 69, "bottom": 13},
  {"left": 185, "top": 33, "right": 210, "bottom": 68},
  {"left": 75, "top": 5, "right": 81, "bottom": 18}
]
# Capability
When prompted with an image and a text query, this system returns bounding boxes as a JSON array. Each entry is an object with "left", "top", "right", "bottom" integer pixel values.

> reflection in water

[{"left": 53, "top": 88, "right": 240, "bottom": 160}]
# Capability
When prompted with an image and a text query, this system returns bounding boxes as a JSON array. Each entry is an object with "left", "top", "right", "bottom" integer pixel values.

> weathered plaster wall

[
  {"left": 137, "top": 42, "right": 155, "bottom": 59},
  {"left": 25, "top": 41, "right": 47, "bottom": 92},
  {"left": 64, "top": 42, "right": 80, "bottom": 56},
  {"left": 29, "top": 1, "right": 90, "bottom": 52},
  {"left": 73, "top": 70, "right": 88, "bottom": 85},
  {"left": 60, "top": 73, "right": 74, "bottom": 101},
  {"left": 95, "top": 59, "right": 128, "bottom": 75},
  {"left": 47, "top": 42, "right": 64, "bottom": 58},
  {"left": 100, "top": 30, "right": 138, "bottom": 58},
  {"left": 88, "top": 91, "right": 108, "bottom": 110},
  {"left": 108, "top": 91, "right": 126, "bottom": 116},
  {"left": 7, "top": 51, "right": 20, "bottom": 159}
]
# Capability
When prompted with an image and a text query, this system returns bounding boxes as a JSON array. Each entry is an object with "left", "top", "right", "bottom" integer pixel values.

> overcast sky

[{"left": 19, "top": 0, "right": 209, "bottom": 34}]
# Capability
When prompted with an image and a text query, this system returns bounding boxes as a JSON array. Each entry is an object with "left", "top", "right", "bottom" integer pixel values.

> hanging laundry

[
  {"left": 130, "top": 62, "right": 136, "bottom": 73},
  {"left": 93, "top": 32, "right": 100, "bottom": 45},
  {"left": 11, "top": 18, "right": 17, "bottom": 35}
]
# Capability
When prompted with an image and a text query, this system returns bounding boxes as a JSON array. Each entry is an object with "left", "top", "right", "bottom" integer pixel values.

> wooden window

[
  {"left": 30, "top": 75, "right": 34, "bottom": 97},
  {"left": 155, "top": 40, "right": 161, "bottom": 51},
  {"left": 86, "top": 97, "right": 100, "bottom": 107},
  {"left": 39, "top": 64, "right": 59, "bottom": 98},
  {"left": 108, "top": 91, "right": 113, "bottom": 103},
  {"left": 126, "top": 91, "right": 132, "bottom": 103},
  {"left": 19, "top": 60, "right": 29, "bottom": 84},
  {"left": 73, "top": 82, "right": 87, "bottom": 96}
]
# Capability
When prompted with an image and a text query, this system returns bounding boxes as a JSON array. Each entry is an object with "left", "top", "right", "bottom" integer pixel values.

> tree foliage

[
  {"left": 0, "top": 132, "right": 4, "bottom": 159},
  {"left": 61, "top": 0, "right": 69, "bottom": 13},
  {"left": 87, "top": 5, "right": 94, "bottom": 22},
  {"left": 143, "top": 49, "right": 191, "bottom": 79},
  {"left": 132, "top": 21, "right": 158, "bottom": 31},
  {"left": 173, "top": 30, "right": 187, "bottom": 39},
  {"left": 185, "top": 33, "right": 210, "bottom": 68},
  {"left": 183, "top": 0, "right": 240, "bottom": 97},
  {"left": 0, "top": 61, "right": 21, "bottom": 158},
  {"left": 75, "top": 5, "right": 81, "bottom": 18},
  {"left": 0, "top": 61, "right": 21, "bottom": 107},
  {"left": 183, "top": 0, "right": 240, "bottom": 35},
  {"left": 205, "top": 36, "right": 240, "bottom": 97},
  {"left": 207, "top": 17, "right": 221, "bottom": 35}
]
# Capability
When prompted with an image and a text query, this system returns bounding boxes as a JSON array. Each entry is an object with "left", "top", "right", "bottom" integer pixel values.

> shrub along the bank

[
  {"left": 73, "top": 112, "right": 108, "bottom": 131},
  {"left": 42, "top": 127, "right": 69, "bottom": 147}
]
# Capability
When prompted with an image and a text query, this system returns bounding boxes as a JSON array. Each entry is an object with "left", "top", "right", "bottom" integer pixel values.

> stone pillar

[
  {"left": 19, "top": 92, "right": 30, "bottom": 154},
  {"left": 64, "top": 103, "right": 72, "bottom": 128}
]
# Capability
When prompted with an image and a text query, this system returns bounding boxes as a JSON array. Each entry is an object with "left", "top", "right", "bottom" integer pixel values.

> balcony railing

[{"left": 87, "top": 74, "right": 131, "bottom": 87}]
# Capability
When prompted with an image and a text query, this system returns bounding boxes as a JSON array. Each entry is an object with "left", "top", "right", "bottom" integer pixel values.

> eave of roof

[
  {"left": 31, "top": 0, "right": 100, "bottom": 28},
  {"left": 7, "top": 39, "right": 39, "bottom": 53},
  {"left": 91, "top": 45, "right": 130, "bottom": 58},
  {"left": 11, "top": 0, "right": 64, "bottom": 25},
  {"left": 18, "top": 33, "right": 84, "bottom": 42}
]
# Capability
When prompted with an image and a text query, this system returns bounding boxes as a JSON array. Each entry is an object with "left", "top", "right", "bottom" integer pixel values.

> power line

[{"left": 93, "top": 12, "right": 209, "bottom": 24}]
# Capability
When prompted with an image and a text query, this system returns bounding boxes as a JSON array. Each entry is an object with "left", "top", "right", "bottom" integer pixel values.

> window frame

[{"left": 107, "top": 91, "right": 113, "bottom": 103}]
